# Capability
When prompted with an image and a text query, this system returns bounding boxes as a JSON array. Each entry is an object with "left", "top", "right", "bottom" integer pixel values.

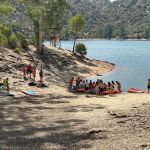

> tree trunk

[
  {"left": 38, "top": 17, "right": 44, "bottom": 53},
  {"left": 72, "top": 32, "right": 77, "bottom": 53}
]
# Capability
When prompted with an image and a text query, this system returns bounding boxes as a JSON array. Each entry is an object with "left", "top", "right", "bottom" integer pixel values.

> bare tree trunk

[
  {"left": 72, "top": 32, "right": 77, "bottom": 53},
  {"left": 38, "top": 16, "right": 44, "bottom": 53}
]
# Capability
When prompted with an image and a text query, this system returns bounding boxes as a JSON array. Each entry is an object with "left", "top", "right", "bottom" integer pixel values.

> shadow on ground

[{"left": 0, "top": 95, "right": 107, "bottom": 150}]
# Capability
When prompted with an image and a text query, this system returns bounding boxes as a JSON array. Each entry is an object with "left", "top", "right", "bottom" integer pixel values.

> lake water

[{"left": 44, "top": 40, "right": 150, "bottom": 91}]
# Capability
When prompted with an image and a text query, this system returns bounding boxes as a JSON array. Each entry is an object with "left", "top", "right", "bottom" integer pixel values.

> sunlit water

[{"left": 44, "top": 40, "right": 150, "bottom": 91}]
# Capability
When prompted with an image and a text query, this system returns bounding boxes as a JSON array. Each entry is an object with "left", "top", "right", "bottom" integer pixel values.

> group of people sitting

[{"left": 69, "top": 77, "right": 122, "bottom": 96}]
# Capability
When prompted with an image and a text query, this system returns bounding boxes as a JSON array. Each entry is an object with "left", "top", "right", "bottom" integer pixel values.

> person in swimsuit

[
  {"left": 147, "top": 79, "right": 150, "bottom": 93},
  {"left": 39, "top": 69, "right": 44, "bottom": 82},
  {"left": 116, "top": 81, "right": 122, "bottom": 92},
  {"left": 95, "top": 82, "right": 99, "bottom": 97},
  {"left": 0, "top": 78, "right": 3, "bottom": 87},
  {"left": 111, "top": 81, "right": 115, "bottom": 90},
  {"left": 32, "top": 67, "right": 36, "bottom": 81},
  {"left": 99, "top": 82, "right": 103, "bottom": 96},
  {"left": 76, "top": 77, "right": 80, "bottom": 89},
  {"left": 69, "top": 77, "right": 74, "bottom": 90},
  {"left": 4, "top": 78, "right": 10, "bottom": 94},
  {"left": 85, "top": 80, "right": 89, "bottom": 97},
  {"left": 26, "top": 64, "right": 33, "bottom": 79}
]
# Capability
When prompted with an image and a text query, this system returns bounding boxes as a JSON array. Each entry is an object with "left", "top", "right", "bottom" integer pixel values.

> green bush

[
  {"left": 15, "top": 47, "right": 21, "bottom": 54},
  {"left": 0, "top": 24, "right": 11, "bottom": 38},
  {"left": 16, "top": 32, "right": 30, "bottom": 48},
  {"left": 29, "top": 35, "right": 37, "bottom": 46},
  {"left": 9, "top": 34, "right": 18, "bottom": 49},
  {"left": 75, "top": 43, "right": 87, "bottom": 56},
  {"left": 0, "top": 31, "right": 8, "bottom": 46},
  {"left": 21, "top": 39, "right": 28, "bottom": 49}
]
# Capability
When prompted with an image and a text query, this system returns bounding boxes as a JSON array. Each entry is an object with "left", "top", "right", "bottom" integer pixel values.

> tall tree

[
  {"left": 69, "top": 15, "right": 85, "bottom": 53},
  {"left": 18, "top": 0, "right": 69, "bottom": 53},
  {"left": 103, "top": 24, "right": 113, "bottom": 39},
  {"left": 119, "top": 26, "right": 127, "bottom": 39}
]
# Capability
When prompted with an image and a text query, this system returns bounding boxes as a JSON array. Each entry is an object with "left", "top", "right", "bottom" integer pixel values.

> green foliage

[
  {"left": 103, "top": 24, "right": 113, "bottom": 39},
  {"left": 0, "top": 24, "right": 11, "bottom": 38},
  {"left": 0, "top": 31, "right": 8, "bottom": 46},
  {"left": 0, "top": 4, "right": 15, "bottom": 14},
  {"left": 18, "top": 0, "right": 69, "bottom": 51},
  {"left": 16, "top": 32, "right": 26, "bottom": 48},
  {"left": 8, "top": 34, "right": 18, "bottom": 49},
  {"left": 69, "top": 15, "right": 85, "bottom": 52},
  {"left": 119, "top": 27, "right": 127, "bottom": 39},
  {"left": 62, "top": 29, "right": 70, "bottom": 40},
  {"left": 0, "top": 24, "right": 11, "bottom": 46},
  {"left": 21, "top": 39, "right": 28, "bottom": 49},
  {"left": 144, "top": 28, "right": 150, "bottom": 39},
  {"left": 68, "top": 0, "right": 150, "bottom": 39},
  {"left": 75, "top": 43, "right": 87, "bottom": 56},
  {"left": 69, "top": 15, "right": 85, "bottom": 34},
  {"left": 15, "top": 47, "right": 21, "bottom": 54}
]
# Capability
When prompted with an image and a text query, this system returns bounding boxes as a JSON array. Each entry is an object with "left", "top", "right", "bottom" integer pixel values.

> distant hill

[{"left": 68, "top": 0, "right": 150, "bottom": 39}]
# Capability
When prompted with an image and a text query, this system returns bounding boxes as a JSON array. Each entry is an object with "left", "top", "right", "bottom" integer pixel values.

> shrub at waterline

[{"left": 75, "top": 43, "right": 87, "bottom": 56}]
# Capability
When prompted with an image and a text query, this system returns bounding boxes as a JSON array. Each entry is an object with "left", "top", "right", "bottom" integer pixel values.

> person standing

[
  {"left": 116, "top": 81, "right": 122, "bottom": 92},
  {"left": 85, "top": 80, "right": 89, "bottom": 97},
  {"left": 39, "top": 69, "right": 44, "bottom": 82},
  {"left": 95, "top": 82, "right": 99, "bottom": 97},
  {"left": 32, "top": 67, "right": 36, "bottom": 81},
  {"left": 147, "top": 79, "right": 150, "bottom": 93},
  {"left": 6, "top": 78, "right": 10, "bottom": 94},
  {"left": 69, "top": 77, "right": 74, "bottom": 90}
]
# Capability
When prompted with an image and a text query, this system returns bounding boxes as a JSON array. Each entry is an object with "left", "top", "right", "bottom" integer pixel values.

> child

[
  {"left": 3, "top": 78, "right": 10, "bottom": 94},
  {"left": 148, "top": 79, "right": 150, "bottom": 93},
  {"left": 39, "top": 69, "right": 44, "bottom": 82},
  {"left": 85, "top": 80, "right": 89, "bottom": 97},
  {"left": 26, "top": 64, "right": 33, "bottom": 79},
  {"left": 0, "top": 78, "right": 3, "bottom": 87},
  {"left": 32, "top": 67, "right": 36, "bottom": 81}
]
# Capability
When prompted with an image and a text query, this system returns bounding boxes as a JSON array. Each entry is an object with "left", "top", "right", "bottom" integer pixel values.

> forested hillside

[{"left": 68, "top": 0, "right": 150, "bottom": 39}]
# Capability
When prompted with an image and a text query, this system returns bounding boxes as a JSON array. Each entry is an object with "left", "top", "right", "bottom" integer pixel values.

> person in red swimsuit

[{"left": 26, "top": 64, "right": 33, "bottom": 79}]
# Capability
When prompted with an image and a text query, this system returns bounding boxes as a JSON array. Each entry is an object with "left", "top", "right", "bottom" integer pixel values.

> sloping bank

[
  {"left": 0, "top": 45, "right": 115, "bottom": 95},
  {"left": 43, "top": 46, "right": 115, "bottom": 87}
]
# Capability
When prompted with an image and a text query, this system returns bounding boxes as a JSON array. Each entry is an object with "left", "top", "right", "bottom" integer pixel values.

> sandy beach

[
  {"left": 0, "top": 46, "right": 150, "bottom": 150},
  {"left": 0, "top": 93, "right": 150, "bottom": 150}
]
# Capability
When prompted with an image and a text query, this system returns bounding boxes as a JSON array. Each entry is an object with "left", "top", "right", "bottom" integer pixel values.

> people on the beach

[
  {"left": 85, "top": 80, "right": 89, "bottom": 97},
  {"left": 0, "top": 78, "right": 3, "bottom": 87},
  {"left": 116, "top": 81, "right": 122, "bottom": 92},
  {"left": 95, "top": 82, "right": 99, "bottom": 97},
  {"left": 147, "top": 79, "right": 150, "bottom": 93},
  {"left": 3, "top": 78, "right": 10, "bottom": 94},
  {"left": 39, "top": 69, "right": 44, "bottom": 82},
  {"left": 32, "top": 67, "right": 36, "bottom": 81},
  {"left": 68, "top": 77, "right": 74, "bottom": 90},
  {"left": 26, "top": 64, "right": 33, "bottom": 79},
  {"left": 68, "top": 77, "right": 122, "bottom": 96}
]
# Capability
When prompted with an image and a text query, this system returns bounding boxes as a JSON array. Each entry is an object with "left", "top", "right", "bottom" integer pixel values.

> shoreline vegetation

[{"left": 62, "top": 38, "right": 150, "bottom": 41}]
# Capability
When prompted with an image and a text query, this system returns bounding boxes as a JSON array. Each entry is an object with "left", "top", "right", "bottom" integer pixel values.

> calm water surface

[{"left": 44, "top": 40, "right": 150, "bottom": 91}]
